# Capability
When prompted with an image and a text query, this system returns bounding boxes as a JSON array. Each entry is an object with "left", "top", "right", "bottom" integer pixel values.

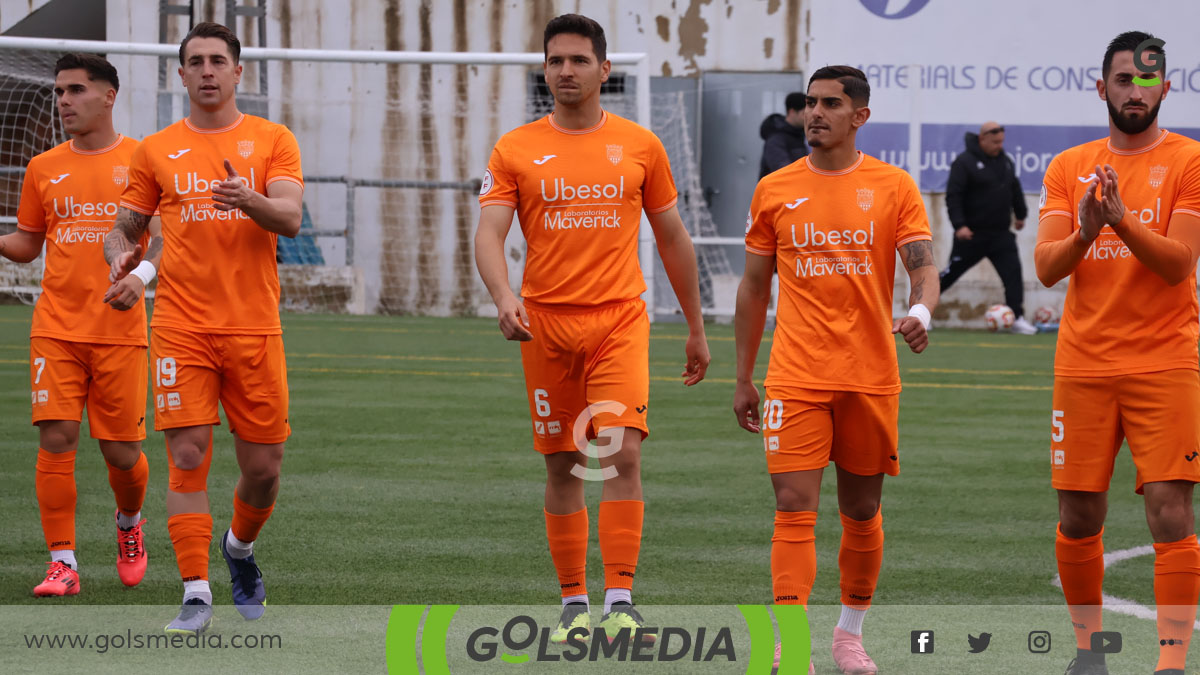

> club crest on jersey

[
  {"left": 480, "top": 169, "right": 494, "bottom": 196},
  {"left": 237, "top": 140, "right": 254, "bottom": 158},
  {"left": 856, "top": 188, "right": 874, "bottom": 212},
  {"left": 606, "top": 144, "right": 623, "bottom": 165},
  {"left": 112, "top": 165, "right": 128, "bottom": 186},
  {"left": 1149, "top": 165, "right": 1168, "bottom": 188}
]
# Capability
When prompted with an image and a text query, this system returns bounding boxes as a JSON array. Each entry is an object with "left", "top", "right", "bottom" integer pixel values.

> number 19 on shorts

[{"left": 156, "top": 357, "right": 177, "bottom": 387}]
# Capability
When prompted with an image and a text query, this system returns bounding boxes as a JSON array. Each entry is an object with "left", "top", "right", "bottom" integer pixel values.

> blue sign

[{"left": 859, "top": 0, "right": 931, "bottom": 20}]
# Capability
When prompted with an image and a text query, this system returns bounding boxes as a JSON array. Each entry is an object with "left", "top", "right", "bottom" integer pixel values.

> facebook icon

[{"left": 911, "top": 630, "right": 935, "bottom": 654}]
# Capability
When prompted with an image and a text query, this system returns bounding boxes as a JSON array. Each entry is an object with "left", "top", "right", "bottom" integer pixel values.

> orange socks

[
  {"left": 598, "top": 500, "right": 643, "bottom": 591},
  {"left": 106, "top": 452, "right": 148, "bottom": 518},
  {"left": 231, "top": 493, "right": 275, "bottom": 543},
  {"left": 1056, "top": 524, "right": 1105, "bottom": 650},
  {"left": 839, "top": 509, "right": 884, "bottom": 608},
  {"left": 1153, "top": 534, "right": 1200, "bottom": 672},
  {"left": 545, "top": 507, "right": 589, "bottom": 597},
  {"left": 35, "top": 449, "right": 77, "bottom": 551},
  {"left": 772, "top": 510, "right": 817, "bottom": 605},
  {"left": 168, "top": 513, "right": 213, "bottom": 582}
]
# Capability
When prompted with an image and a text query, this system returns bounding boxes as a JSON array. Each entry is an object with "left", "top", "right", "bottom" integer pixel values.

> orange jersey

[
  {"left": 17, "top": 136, "right": 148, "bottom": 346},
  {"left": 1039, "top": 131, "right": 1200, "bottom": 377},
  {"left": 120, "top": 114, "right": 304, "bottom": 334},
  {"left": 746, "top": 152, "right": 932, "bottom": 394},
  {"left": 480, "top": 111, "right": 677, "bottom": 307}
]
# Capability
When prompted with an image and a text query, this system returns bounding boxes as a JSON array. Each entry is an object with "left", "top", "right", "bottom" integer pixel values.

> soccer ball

[
  {"left": 985, "top": 304, "right": 1015, "bottom": 332},
  {"left": 1033, "top": 306, "right": 1057, "bottom": 324}
]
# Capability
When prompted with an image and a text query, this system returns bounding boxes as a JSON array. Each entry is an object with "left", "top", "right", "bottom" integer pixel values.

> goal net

[{"left": 0, "top": 42, "right": 732, "bottom": 319}]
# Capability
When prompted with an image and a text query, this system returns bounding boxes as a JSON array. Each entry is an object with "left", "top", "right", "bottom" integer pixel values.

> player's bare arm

[
  {"left": 474, "top": 203, "right": 532, "bottom": 341},
  {"left": 0, "top": 228, "right": 46, "bottom": 264},
  {"left": 894, "top": 240, "right": 938, "bottom": 354},
  {"left": 104, "top": 207, "right": 151, "bottom": 268},
  {"left": 104, "top": 216, "right": 162, "bottom": 311},
  {"left": 647, "top": 206, "right": 711, "bottom": 385},
  {"left": 733, "top": 251, "right": 775, "bottom": 432},
  {"left": 212, "top": 160, "right": 302, "bottom": 237},
  {"left": 1098, "top": 164, "right": 1200, "bottom": 285}
]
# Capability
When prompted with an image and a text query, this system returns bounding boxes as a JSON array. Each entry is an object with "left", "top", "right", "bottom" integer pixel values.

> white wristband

[
  {"left": 907, "top": 303, "right": 931, "bottom": 331},
  {"left": 129, "top": 260, "right": 157, "bottom": 286}
]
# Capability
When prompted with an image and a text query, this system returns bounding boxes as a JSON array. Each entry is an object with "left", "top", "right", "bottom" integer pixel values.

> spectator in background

[
  {"left": 940, "top": 121, "right": 1037, "bottom": 334},
  {"left": 759, "top": 92, "right": 808, "bottom": 178}
]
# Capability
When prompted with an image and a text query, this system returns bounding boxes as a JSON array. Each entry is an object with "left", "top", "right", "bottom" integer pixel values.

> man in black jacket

[
  {"left": 940, "top": 121, "right": 1037, "bottom": 334},
  {"left": 759, "top": 92, "right": 808, "bottom": 179}
]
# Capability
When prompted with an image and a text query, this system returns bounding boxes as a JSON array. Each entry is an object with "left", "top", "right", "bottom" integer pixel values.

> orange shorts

[
  {"left": 761, "top": 386, "right": 900, "bottom": 476},
  {"left": 29, "top": 337, "right": 148, "bottom": 441},
  {"left": 520, "top": 298, "right": 650, "bottom": 454},
  {"left": 1051, "top": 369, "right": 1200, "bottom": 494},
  {"left": 151, "top": 328, "right": 290, "bottom": 444}
]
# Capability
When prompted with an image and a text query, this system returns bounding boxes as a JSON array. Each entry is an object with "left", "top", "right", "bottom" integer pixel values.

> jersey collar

[
  {"left": 547, "top": 110, "right": 607, "bottom": 135},
  {"left": 69, "top": 134, "right": 123, "bottom": 155},
  {"left": 184, "top": 113, "right": 246, "bottom": 134},
  {"left": 804, "top": 151, "right": 865, "bottom": 176},
  {"left": 1107, "top": 129, "right": 1169, "bottom": 155}
]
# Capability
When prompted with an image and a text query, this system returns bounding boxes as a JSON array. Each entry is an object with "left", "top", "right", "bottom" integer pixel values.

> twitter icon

[{"left": 968, "top": 633, "right": 992, "bottom": 653}]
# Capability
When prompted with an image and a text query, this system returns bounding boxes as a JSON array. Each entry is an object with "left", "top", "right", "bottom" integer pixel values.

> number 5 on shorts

[
  {"left": 156, "top": 357, "right": 177, "bottom": 388},
  {"left": 1051, "top": 410, "right": 1065, "bottom": 443}
]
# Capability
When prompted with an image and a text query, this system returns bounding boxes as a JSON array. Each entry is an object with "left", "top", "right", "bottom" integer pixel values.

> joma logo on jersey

[
  {"left": 173, "top": 168, "right": 257, "bottom": 195},
  {"left": 791, "top": 221, "right": 875, "bottom": 248},
  {"left": 540, "top": 176, "right": 625, "bottom": 202},
  {"left": 52, "top": 197, "right": 118, "bottom": 219}
]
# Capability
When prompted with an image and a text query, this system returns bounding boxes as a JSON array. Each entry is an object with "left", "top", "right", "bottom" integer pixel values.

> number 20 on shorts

[{"left": 763, "top": 399, "right": 783, "bottom": 430}]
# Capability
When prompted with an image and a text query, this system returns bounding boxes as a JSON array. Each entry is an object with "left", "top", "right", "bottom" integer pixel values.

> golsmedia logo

[
  {"left": 466, "top": 615, "right": 736, "bottom": 664},
  {"left": 1133, "top": 38, "right": 1166, "bottom": 87},
  {"left": 386, "top": 604, "right": 809, "bottom": 674}
]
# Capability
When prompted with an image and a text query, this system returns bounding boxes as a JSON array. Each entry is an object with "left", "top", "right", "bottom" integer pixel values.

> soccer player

[
  {"left": 105, "top": 22, "right": 303, "bottom": 634},
  {"left": 0, "top": 54, "right": 156, "bottom": 597},
  {"left": 733, "top": 66, "right": 939, "bottom": 675},
  {"left": 1035, "top": 31, "right": 1200, "bottom": 675},
  {"left": 474, "top": 13, "right": 710, "bottom": 643}
]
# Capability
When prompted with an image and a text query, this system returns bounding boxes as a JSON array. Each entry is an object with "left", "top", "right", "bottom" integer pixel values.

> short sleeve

[
  {"left": 266, "top": 126, "right": 304, "bottom": 191},
  {"left": 1039, "top": 152, "right": 1074, "bottom": 222},
  {"left": 119, "top": 142, "right": 161, "bottom": 215},
  {"left": 642, "top": 133, "right": 678, "bottom": 215},
  {"left": 745, "top": 181, "right": 777, "bottom": 257},
  {"left": 479, "top": 140, "right": 517, "bottom": 208},
  {"left": 895, "top": 172, "right": 932, "bottom": 249},
  {"left": 16, "top": 160, "right": 45, "bottom": 232},
  {"left": 1172, "top": 151, "right": 1200, "bottom": 218}
]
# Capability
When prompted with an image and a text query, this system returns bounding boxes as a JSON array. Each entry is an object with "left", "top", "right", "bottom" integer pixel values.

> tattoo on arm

[
  {"left": 145, "top": 235, "right": 164, "bottom": 267},
  {"left": 900, "top": 240, "right": 934, "bottom": 272},
  {"left": 910, "top": 275, "right": 926, "bottom": 305},
  {"left": 104, "top": 209, "right": 151, "bottom": 264}
]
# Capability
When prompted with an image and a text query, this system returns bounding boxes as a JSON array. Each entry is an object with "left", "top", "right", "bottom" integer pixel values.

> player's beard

[{"left": 1107, "top": 98, "right": 1161, "bottom": 135}]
